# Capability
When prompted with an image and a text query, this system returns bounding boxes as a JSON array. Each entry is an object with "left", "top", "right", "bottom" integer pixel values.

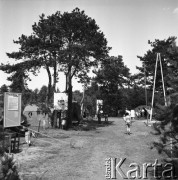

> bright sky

[{"left": 0, "top": 0, "right": 178, "bottom": 92}]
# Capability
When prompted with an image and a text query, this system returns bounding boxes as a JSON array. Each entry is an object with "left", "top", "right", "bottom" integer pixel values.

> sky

[{"left": 0, "top": 0, "right": 178, "bottom": 92}]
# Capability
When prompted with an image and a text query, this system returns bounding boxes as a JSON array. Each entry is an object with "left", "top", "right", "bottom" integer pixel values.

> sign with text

[
  {"left": 54, "top": 93, "right": 68, "bottom": 110},
  {"left": 4, "top": 92, "right": 22, "bottom": 127},
  {"left": 96, "top": 99, "right": 103, "bottom": 113}
]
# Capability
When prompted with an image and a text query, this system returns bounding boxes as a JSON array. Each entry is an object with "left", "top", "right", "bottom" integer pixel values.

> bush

[{"left": 0, "top": 153, "right": 20, "bottom": 180}]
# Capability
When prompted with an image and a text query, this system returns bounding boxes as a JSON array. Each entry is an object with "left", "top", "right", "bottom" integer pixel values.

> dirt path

[{"left": 14, "top": 117, "right": 165, "bottom": 180}]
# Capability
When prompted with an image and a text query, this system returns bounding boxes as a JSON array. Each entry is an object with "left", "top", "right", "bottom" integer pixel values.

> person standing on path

[
  {"left": 123, "top": 112, "right": 132, "bottom": 135},
  {"left": 97, "top": 110, "right": 101, "bottom": 124}
]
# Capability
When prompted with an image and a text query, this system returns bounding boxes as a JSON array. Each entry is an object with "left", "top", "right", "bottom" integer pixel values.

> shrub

[{"left": 0, "top": 153, "right": 20, "bottom": 180}]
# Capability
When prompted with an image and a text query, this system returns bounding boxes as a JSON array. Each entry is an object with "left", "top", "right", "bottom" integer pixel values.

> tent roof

[
  {"left": 135, "top": 105, "right": 151, "bottom": 111},
  {"left": 23, "top": 104, "right": 39, "bottom": 112}
]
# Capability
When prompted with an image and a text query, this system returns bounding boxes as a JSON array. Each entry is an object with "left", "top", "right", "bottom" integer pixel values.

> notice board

[
  {"left": 54, "top": 93, "right": 68, "bottom": 110},
  {"left": 4, "top": 92, "right": 22, "bottom": 127},
  {"left": 96, "top": 99, "right": 103, "bottom": 113}
]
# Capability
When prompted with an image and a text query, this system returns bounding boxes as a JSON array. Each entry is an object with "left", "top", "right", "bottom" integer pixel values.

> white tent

[
  {"left": 23, "top": 104, "right": 39, "bottom": 121},
  {"left": 23, "top": 104, "right": 39, "bottom": 113}
]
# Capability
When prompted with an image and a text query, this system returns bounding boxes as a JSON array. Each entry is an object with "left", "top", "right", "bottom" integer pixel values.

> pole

[
  {"left": 170, "top": 121, "right": 173, "bottom": 158},
  {"left": 159, "top": 52, "right": 173, "bottom": 157},
  {"left": 2, "top": 126, "right": 5, "bottom": 153},
  {"left": 144, "top": 62, "right": 148, "bottom": 107},
  {"left": 3, "top": 93, "right": 5, "bottom": 153},
  {"left": 159, "top": 53, "right": 167, "bottom": 106},
  {"left": 80, "top": 85, "right": 85, "bottom": 116},
  {"left": 150, "top": 53, "right": 159, "bottom": 122},
  {"left": 144, "top": 62, "right": 148, "bottom": 125}
]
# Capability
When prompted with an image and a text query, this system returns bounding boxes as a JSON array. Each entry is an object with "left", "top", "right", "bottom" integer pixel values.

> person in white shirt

[
  {"left": 130, "top": 109, "right": 135, "bottom": 120},
  {"left": 123, "top": 112, "right": 132, "bottom": 135}
]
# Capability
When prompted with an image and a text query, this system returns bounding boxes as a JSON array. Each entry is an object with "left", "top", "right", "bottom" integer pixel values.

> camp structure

[
  {"left": 135, "top": 105, "right": 151, "bottom": 111},
  {"left": 135, "top": 105, "right": 152, "bottom": 117},
  {"left": 23, "top": 104, "right": 39, "bottom": 120}
]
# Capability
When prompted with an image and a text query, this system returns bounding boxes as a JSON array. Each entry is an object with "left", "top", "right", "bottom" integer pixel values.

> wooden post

[
  {"left": 9, "top": 134, "right": 11, "bottom": 154},
  {"left": 144, "top": 62, "right": 148, "bottom": 107},
  {"left": 53, "top": 110, "right": 57, "bottom": 128},
  {"left": 150, "top": 53, "right": 159, "bottom": 122},
  {"left": 38, "top": 120, "right": 41, "bottom": 133},
  {"left": 159, "top": 53, "right": 167, "bottom": 106},
  {"left": 150, "top": 53, "right": 167, "bottom": 123},
  {"left": 2, "top": 126, "right": 5, "bottom": 153},
  {"left": 144, "top": 62, "right": 149, "bottom": 125},
  {"left": 80, "top": 85, "right": 85, "bottom": 116}
]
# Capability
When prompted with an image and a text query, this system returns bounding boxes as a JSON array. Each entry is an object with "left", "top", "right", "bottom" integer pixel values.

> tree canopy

[
  {"left": 137, "top": 37, "right": 178, "bottom": 94},
  {"left": 0, "top": 8, "right": 111, "bottom": 128},
  {"left": 93, "top": 55, "right": 130, "bottom": 115}
]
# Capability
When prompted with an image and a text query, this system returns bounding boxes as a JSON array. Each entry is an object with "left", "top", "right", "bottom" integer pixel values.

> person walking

[
  {"left": 97, "top": 111, "right": 101, "bottom": 124},
  {"left": 123, "top": 112, "right": 132, "bottom": 135},
  {"left": 104, "top": 112, "right": 108, "bottom": 123}
]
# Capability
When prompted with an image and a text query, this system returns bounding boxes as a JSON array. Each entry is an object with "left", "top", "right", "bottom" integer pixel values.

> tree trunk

[
  {"left": 80, "top": 86, "right": 85, "bottom": 116},
  {"left": 67, "top": 83, "right": 73, "bottom": 129},
  {"left": 54, "top": 110, "right": 57, "bottom": 128},
  {"left": 53, "top": 60, "right": 57, "bottom": 93},
  {"left": 46, "top": 66, "right": 52, "bottom": 106},
  {"left": 66, "top": 74, "right": 69, "bottom": 92},
  {"left": 66, "top": 67, "right": 73, "bottom": 129}
]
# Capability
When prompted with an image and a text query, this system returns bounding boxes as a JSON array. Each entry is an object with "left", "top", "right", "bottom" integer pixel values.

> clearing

[{"left": 13, "top": 117, "right": 166, "bottom": 180}]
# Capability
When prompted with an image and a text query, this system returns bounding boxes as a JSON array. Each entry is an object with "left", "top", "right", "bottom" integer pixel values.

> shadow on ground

[{"left": 71, "top": 119, "right": 115, "bottom": 131}]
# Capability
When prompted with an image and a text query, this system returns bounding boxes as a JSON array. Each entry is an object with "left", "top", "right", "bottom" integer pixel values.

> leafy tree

[
  {"left": 3, "top": 8, "right": 110, "bottom": 128},
  {"left": 58, "top": 8, "right": 110, "bottom": 127},
  {"left": 0, "top": 85, "right": 8, "bottom": 109},
  {"left": 30, "top": 88, "right": 39, "bottom": 104},
  {"left": 0, "top": 84, "right": 8, "bottom": 94},
  {"left": 31, "top": 12, "right": 64, "bottom": 100},
  {"left": 38, "top": 85, "right": 48, "bottom": 104},
  {"left": 0, "top": 153, "right": 20, "bottom": 180},
  {"left": 137, "top": 37, "right": 178, "bottom": 99},
  {"left": 0, "top": 62, "right": 33, "bottom": 107},
  {"left": 0, "top": 63, "right": 30, "bottom": 93},
  {"left": 73, "top": 90, "right": 82, "bottom": 103},
  {"left": 5, "top": 12, "right": 64, "bottom": 105},
  {"left": 81, "top": 81, "right": 101, "bottom": 116},
  {"left": 94, "top": 56, "right": 130, "bottom": 115},
  {"left": 138, "top": 38, "right": 178, "bottom": 172}
]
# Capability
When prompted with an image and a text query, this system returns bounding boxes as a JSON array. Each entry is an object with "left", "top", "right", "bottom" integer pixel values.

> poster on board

[
  {"left": 8, "top": 95, "right": 19, "bottom": 110},
  {"left": 54, "top": 93, "right": 68, "bottom": 110},
  {"left": 4, "top": 92, "right": 21, "bottom": 128},
  {"left": 96, "top": 99, "right": 103, "bottom": 113}
]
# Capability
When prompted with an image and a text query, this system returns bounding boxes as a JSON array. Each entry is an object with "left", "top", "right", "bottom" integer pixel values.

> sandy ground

[{"left": 13, "top": 117, "right": 166, "bottom": 180}]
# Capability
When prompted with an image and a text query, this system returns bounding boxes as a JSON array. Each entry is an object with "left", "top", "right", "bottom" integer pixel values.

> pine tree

[
  {"left": 0, "top": 153, "right": 20, "bottom": 180},
  {"left": 151, "top": 41, "right": 178, "bottom": 178}
]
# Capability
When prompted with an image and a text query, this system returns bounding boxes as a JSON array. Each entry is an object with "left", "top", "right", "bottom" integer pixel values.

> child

[{"left": 124, "top": 112, "right": 132, "bottom": 135}]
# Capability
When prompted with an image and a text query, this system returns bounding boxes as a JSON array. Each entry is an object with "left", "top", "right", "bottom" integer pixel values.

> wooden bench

[{"left": 4, "top": 131, "right": 20, "bottom": 153}]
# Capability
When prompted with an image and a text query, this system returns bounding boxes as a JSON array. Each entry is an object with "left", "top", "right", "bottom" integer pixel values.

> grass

[{"left": 11, "top": 117, "right": 177, "bottom": 180}]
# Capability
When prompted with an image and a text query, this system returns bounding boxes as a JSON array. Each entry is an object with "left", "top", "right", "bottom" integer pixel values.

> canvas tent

[
  {"left": 135, "top": 105, "right": 152, "bottom": 115},
  {"left": 23, "top": 104, "right": 39, "bottom": 120},
  {"left": 23, "top": 105, "right": 39, "bottom": 112},
  {"left": 23, "top": 104, "right": 51, "bottom": 129}
]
